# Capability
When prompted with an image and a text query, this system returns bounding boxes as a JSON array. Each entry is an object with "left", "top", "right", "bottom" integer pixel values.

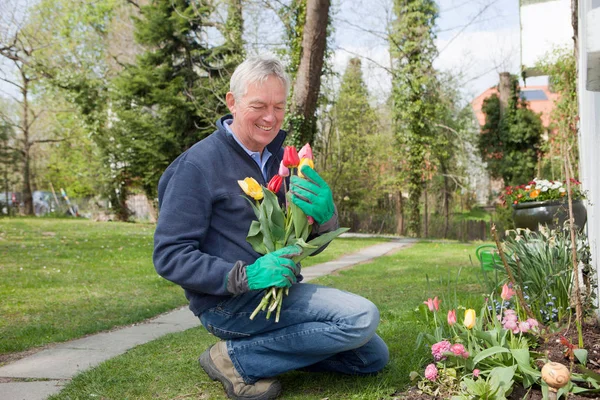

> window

[{"left": 520, "top": 90, "right": 548, "bottom": 101}]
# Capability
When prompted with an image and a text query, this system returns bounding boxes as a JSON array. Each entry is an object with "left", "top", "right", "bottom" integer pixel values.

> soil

[{"left": 392, "top": 320, "right": 600, "bottom": 400}]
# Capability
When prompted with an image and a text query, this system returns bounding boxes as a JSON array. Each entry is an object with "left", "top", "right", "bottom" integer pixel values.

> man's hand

[
  {"left": 290, "top": 166, "right": 335, "bottom": 225},
  {"left": 246, "top": 245, "right": 302, "bottom": 290}
]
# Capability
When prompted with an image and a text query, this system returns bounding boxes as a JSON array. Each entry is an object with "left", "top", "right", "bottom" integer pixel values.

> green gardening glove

[
  {"left": 246, "top": 245, "right": 302, "bottom": 291},
  {"left": 290, "top": 166, "right": 335, "bottom": 225}
]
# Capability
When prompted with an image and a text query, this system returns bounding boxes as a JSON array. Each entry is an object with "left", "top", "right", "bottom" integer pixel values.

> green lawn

[
  {"left": 50, "top": 241, "right": 487, "bottom": 400},
  {"left": 0, "top": 218, "right": 384, "bottom": 355}
]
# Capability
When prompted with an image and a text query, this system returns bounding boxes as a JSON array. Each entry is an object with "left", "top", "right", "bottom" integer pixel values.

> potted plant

[{"left": 502, "top": 178, "right": 587, "bottom": 231}]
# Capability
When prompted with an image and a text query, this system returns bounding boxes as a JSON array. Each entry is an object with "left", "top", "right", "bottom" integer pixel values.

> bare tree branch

[{"left": 438, "top": 0, "right": 499, "bottom": 55}]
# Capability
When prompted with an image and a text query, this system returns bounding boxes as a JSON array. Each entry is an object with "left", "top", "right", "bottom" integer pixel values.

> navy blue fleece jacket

[
  {"left": 153, "top": 115, "right": 288, "bottom": 316},
  {"left": 153, "top": 115, "right": 337, "bottom": 316}
]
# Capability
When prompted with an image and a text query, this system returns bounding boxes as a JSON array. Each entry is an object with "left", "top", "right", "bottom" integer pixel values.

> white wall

[{"left": 578, "top": 0, "right": 600, "bottom": 313}]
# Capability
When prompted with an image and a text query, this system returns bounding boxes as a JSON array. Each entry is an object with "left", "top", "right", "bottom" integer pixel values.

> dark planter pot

[{"left": 512, "top": 199, "right": 587, "bottom": 232}]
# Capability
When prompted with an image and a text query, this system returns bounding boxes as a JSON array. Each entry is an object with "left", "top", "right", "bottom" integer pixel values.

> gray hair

[{"left": 229, "top": 56, "right": 290, "bottom": 100}]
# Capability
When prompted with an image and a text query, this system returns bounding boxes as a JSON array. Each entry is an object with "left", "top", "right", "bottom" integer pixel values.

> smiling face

[{"left": 226, "top": 75, "right": 287, "bottom": 153}]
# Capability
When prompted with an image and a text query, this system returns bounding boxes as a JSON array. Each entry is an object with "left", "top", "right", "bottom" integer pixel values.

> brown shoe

[{"left": 199, "top": 341, "right": 282, "bottom": 400}]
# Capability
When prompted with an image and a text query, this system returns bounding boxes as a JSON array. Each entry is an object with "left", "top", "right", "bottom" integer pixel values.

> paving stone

[{"left": 0, "top": 380, "right": 65, "bottom": 400}]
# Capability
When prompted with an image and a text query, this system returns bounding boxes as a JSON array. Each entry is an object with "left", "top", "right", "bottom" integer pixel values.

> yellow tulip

[
  {"left": 238, "top": 177, "right": 264, "bottom": 201},
  {"left": 298, "top": 158, "right": 314, "bottom": 178},
  {"left": 464, "top": 309, "right": 476, "bottom": 329}
]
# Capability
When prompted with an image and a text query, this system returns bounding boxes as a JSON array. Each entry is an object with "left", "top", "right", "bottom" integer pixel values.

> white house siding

[{"left": 578, "top": 0, "right": 600, "bottom": 312}]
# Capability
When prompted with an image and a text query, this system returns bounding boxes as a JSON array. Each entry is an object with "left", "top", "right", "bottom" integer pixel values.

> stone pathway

[{"left": 0, "top": 237, "right": 416, "bottom": 400}]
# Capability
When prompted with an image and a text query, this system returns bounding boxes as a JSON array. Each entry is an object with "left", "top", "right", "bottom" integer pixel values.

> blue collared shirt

[{"left": 224, "top": 119, "right": 272, "bottom": 181}]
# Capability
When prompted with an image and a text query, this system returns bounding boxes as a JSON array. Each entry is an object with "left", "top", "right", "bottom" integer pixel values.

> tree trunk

[
  {"left": 498, "top": 72, "right": 511, "bottom": 119},
  {"left": 21, "top": 75, "right": 34, "bottom": 215},
  {"left": 288, "top": 0, "right": 330, "bottom": 146},
  {"left": 443, "top": 171, "right": 450, "bottom": 239},
  {"left": 396, "top": 191, "right": 404, "bottom": 235},
  {"left": 423, "top": 183, "right": 428, "bottom": 238}
]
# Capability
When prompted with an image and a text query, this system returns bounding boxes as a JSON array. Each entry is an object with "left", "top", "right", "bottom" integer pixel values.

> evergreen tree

[
  {"left": 320, "top": 58, "right": 381, "bottom": 220},
  {"left": 478, "top": 75, "right": 543, "bottom": 186},
  {"left": 109, "top": 0, "right": 244, "bottom": 199},
  {"left": 389, "top": 0, "right": 439, "bottom": 237}
]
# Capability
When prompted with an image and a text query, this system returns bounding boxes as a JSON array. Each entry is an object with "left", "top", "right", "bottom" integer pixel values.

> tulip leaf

[
  {"left": 487, "top": 366, "right": 515, "bottom": 396},
  {"left": 574, "top": 348, "right": 588, "bottom": 365},
  {"left": 579, "top": 365, "right": 600, "bottom": 382},
  {"left": 510, "top": 348, "right": 540, "bottom": 386},
  {"left": 255, "top": 201, "right": 274, "bottom": 253},
  {"left": 241, "top": 195, "right": 261, "bottom": 219},
  {"left": 262, "top": 188, "right": 285, "bottom": 242},
  {"left": 473, "top": 330, "right": 494, "bottom": 346},
  {"left": 292, "top": 227, "right": 350, "bottom": 263},
  {"left": 246, "top": 221, "right": 267, "bottom": 255},
  {"left": 473, "top": 346, "right": 511, "bottom": 365}
]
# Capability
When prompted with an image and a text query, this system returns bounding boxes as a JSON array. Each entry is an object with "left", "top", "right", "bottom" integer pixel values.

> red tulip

[
  {"left": 282, "top": 146, "right": 299, "bottom": 168},
  {"left": 267, "top": 175, "right": 283, "bottom": 193}
]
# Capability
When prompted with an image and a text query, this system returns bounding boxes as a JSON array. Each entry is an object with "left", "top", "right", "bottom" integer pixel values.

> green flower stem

[
  {"left": 250, "top": 289, "right": 275, "bottom": 320},
  {"left": 275, "top": 289, "right": 284, "bottom": 323}
]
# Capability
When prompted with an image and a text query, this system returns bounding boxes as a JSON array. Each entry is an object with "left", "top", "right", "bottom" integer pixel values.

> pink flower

[
  {"left": 462, "top": 351, "right": 470, "bottom": 359},
  {"left": 424, "top": 296, "right": 441, "bottom": 312},
  {"left": 278, "top": 161, "right": 290, "bottom": 177},
  {"left": 473, "top": 369, "right": 480, "bottom": 378},
  {"left": 431, "top": 340, "right": 451, "bottom": 361},
  {"left": 526, "top": 318, "right": 539, "bottom": 329},
  {"left": 297, "top": 143, "right": 313, "bottom": 160},
  {"left": 518, "top": 321, "right": 531, "bottom": 333},
  {"left": 503, "top": 319, "right": 518, "bottom": 331},
  {"left": 447, "top": 309, "right": 457, "bottom": 326},
  {"left": 450, "top": 343, "right": 466, "bottom": 356},
  {"left": 501, "top": 283, "right": 516, "bottom": 301},
  {"left": 502, "top": 313, "right": 518, "bottom": 324},
  {"left": 307, "top": 216, "right": 315, "bottom": 225},
  {"left": 424, "top": 363, "right": 438, "bottom": 381}
]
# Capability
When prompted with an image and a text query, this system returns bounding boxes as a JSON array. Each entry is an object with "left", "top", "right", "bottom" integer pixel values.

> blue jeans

[{"left": 199, "top": 283, "right": 389, "bottom": 384}]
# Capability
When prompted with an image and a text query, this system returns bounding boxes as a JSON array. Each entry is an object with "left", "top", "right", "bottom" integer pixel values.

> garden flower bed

[
  {"left": 399, "top": 321, "right": 600, "bottom": 399},
  {"left": 400, "top": 226, "right": 600, "bottom": 399}
]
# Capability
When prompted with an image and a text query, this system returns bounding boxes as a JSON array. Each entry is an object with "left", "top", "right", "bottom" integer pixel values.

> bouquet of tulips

[{"left": 238, "top": 143, "right": 348, "bottom": 322}]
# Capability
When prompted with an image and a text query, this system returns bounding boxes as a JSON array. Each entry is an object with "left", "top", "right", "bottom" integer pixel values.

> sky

[
  {"left": 1, "top": 0, "right": 564, "bottom": 104},
  {"left": 330, "top": 0, "right": 541, "bottom": 102}
]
